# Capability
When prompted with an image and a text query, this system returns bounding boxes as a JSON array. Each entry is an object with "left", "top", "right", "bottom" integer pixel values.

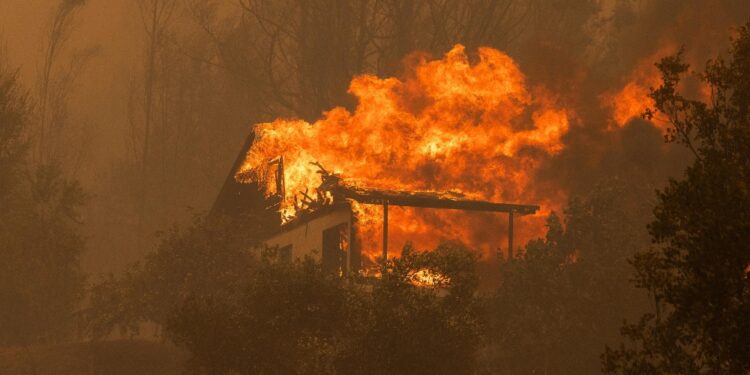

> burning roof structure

[
  {"left": 223, "top": 153, "right": 539, "bottom": 274},
  {"left": 214, "top": 44, "right": 568, "bottom": 270}
]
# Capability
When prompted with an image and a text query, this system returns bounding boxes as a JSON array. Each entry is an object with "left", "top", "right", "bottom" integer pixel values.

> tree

[
  {"left": 339, "top": 242, "right": 482, "bottom": 375},
  {"left": 604, "top": 19, "right": 750, "bottom": 374},
  {"left": 166, "top": 254, "right": 358, "bottom": 374},
  {"left": 0, "top": 54, "right": 87, "bottom": 345},
  {"left": 191, "top": 0, "right": 539, "bottom": 120},
  {"left": 36, "top": 0, "right": 97, "bottom": 168},
  {"left": 484, "top": 177, "right": 652, "bottom": 374},
  {"left": 133, "top": 0, "right": 177, "bottom": 246},
  {"left": 161, "top": 242, "right": 482, "bottom": 374},
  {"left": 0, "top": 55, "right": 28, "bottom": 203},
  {"left": 112, "top": 0, "right": 257, "bottom": 259},
  {"left": 85, "top": 213, "right": 262, "bottom": 338}
]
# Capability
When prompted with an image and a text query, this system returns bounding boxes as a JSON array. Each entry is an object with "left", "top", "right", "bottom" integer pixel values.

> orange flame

[
  {"left": 602, "top": 45, "right": 677, "bottom": 131},
  {"left": 237, "top": 45, "right": 571, "bottom": 260},
  {"left": 605, "top": 79, "right": 659, "bottom": 128}
]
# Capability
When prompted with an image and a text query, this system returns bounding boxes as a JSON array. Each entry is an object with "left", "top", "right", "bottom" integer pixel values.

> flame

[
  {"left": 410, "top": 268, "right": 450, "bottom": 288},
  {"left": 605, "top": 79, "right": 659, "bottom": 128},
  {"left": 237, "top": 45, "right": 571, "bottom": 261},
  {"left": 602, "top": 45, "right": 677, "bottom": 131}
]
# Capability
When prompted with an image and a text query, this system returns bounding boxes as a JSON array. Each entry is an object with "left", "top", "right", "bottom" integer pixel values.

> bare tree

[
  {"left": 36, "top": 0, "right": 94, "bottom": 166},
  {"left": 426, "top": 0, "right": 530, "bottom": 52},
  {"left": 214, "top": 0, "right": 535, "bottom": 119},
  {"left": 133, "top": 0, "right": 177, "bottom": 241}
]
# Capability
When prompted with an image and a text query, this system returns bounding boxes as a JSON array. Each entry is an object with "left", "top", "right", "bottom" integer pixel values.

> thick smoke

[
  {"left": 0, "top": 0, "right": 747, "bottom": 272},
  {"left": 523, "top": 0, "right": 748, "bottom": 202}
]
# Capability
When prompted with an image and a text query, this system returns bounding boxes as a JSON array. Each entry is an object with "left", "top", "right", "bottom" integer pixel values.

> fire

[
  {"left": 602, "top": 45, "right": 677, "bottom": 131},
  {"left": 605, "top": 78, "right": 659, "bottom": 128},
  {"left": 410, "top": 268, "right": 450, "bottom": 288},
  {"left": 237, "top": 45, "right": 571, "bottom": 260}
]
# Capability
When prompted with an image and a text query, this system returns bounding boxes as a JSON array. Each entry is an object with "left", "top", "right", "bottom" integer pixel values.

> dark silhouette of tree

[
  {"left": 338, "top": 243, "right": 481, "bottom": 375},
  {"left": 0, "top": 53, "right": 86, "bottom": 346},
  {"left": 85, "top": 213, "right": 262, "bottom": 338},
  {"left": 167, "top": 255, "right": 356, "bottom": 374},
  {"left": 604, "top": 19, "right": 750, "bottom": 374},
  {"left": 36, "top": 0, "right": 84, "bottom": 164},
  {"left": 0, "top": 56, "right": 27, "bottom": 202},
  {"left": 132, "top": 0, "right": 177, "bottom": 247},
  {"left": 186, "top": 0, "right": 541, "bottom": 120},
  {"left": 35, "top": 0, "right": 98, "bottom": 169},
  {"left": 160, "top": 242, "right": 481, "bottom": 374},
  {"left": 108, "top": 1, "right": 263, "bottom": 262},
  {"left": 484, "top": 177, "right": 652, "bottom": 374}
]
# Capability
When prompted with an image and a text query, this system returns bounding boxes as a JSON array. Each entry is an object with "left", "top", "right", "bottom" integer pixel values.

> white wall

[{"left": 265, "top": 207, "right": 351, "bottom": 262}]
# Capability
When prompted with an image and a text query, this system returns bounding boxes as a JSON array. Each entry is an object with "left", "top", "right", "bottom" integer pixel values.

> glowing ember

[
  {"left": 237, "top": 45, "right": 571, "bottom": 260},
  {"left": 410, "top": 269, "right": 450, "bottom": 288}
]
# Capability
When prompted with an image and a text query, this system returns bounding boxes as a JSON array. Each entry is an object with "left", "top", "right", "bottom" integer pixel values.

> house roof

[
  {"left": 334, "top": 184, "right": 539, "bottom": 215},
  {"left": 210, "top": 132, "right": 282, "bottom": 232},
  {"left": 212, "top": 133, "right": 539, "bottom": 231}
]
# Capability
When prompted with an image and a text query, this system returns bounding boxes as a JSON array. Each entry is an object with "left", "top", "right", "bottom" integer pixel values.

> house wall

[{"left": 265, "top": 208, "right": 352, "bottom": 263}]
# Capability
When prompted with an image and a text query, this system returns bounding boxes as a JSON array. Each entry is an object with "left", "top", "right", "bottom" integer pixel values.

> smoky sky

[{"left": 0, "top": 0, "right": 747, "bottom": 274}]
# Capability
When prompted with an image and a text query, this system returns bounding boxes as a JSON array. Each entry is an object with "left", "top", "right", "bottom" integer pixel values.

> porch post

[
  {"left": 508, "top": 210, "right": 514, "bottom": 259},
  {"left": 383, "top": 201, "right": 389, "bottom": 261}
]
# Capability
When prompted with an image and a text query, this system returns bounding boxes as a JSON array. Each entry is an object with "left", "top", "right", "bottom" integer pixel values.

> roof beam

[{"left": 338, "top": 186, "right": 539, "bottom": 215}]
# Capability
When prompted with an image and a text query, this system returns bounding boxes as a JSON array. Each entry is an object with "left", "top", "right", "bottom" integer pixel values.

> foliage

[
  {"left": 339, "top": 242, "right": 482, "bottom": 375},
  {"left": 163, "top": 242, "right": 482, "bottom": 375},
  {"left": 85, "top": 213, "right": 262, "bottom": 338},
  {"left": 0, "top": 62, "right": 87, "bottom": 345},
  {"left": 603, "top": 19, "right": 750, "bottom": 374},
  {"left": 484, "top": 177, "right": 652, "bottom": 374},
  {"left": 166, "top": 254, "right": 357, "bottom": 375}
]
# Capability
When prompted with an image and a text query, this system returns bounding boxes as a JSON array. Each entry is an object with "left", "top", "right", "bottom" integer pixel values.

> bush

[{"left": 164, "top": 242, "right": 482, "bottom": 375}]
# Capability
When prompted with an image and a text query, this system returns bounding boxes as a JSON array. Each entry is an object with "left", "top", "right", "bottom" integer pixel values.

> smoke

[
  {"left": 0, "top": 0, "right": 747, "bottom": 273},
  {"left": 521, "top": 0, "right": 748, "bottom": 201}
]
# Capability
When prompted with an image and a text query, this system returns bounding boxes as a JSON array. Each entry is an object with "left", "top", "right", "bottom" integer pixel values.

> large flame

[
  {"left": 237, "top": 45, "right": 571, "bottom": 261},
  {"left": 602, "top": 44, "right": 678, "bottom": 131}
]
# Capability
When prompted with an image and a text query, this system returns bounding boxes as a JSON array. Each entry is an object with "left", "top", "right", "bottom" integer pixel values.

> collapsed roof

[
  {"left": 212, "top": 138, "right": 539, "bottom": 259},
  {"left": 336, "top": 184, "right": 538, "bottom": 215},
  {"left": 311, "top": 164, "right": 539, "bottom": 217}
]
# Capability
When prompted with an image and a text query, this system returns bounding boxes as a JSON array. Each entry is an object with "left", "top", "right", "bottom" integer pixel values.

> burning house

[
  {"left": 213, "top": 45, "right": 568, "bottom": 271},
  {"left": 214, "top": 133, "right": 539, "bottom": 275}
]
